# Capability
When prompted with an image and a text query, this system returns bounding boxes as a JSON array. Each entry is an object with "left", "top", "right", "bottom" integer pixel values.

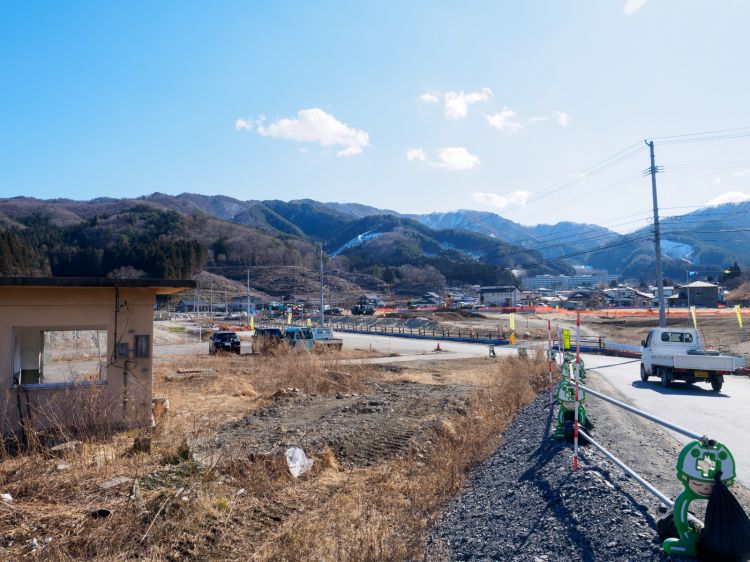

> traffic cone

[{"left": 435, "top": 342, "right": 441, "bottom": 351}]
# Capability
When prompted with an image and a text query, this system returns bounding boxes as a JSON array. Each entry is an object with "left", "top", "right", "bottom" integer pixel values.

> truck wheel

[
  {"left": 640, "top": 364, "right": 649, "bottom": 382},
  {"left": 711, "top": 375, "right": 724, "bottom": 392},
  {"left": 660, "top": 368, "right": 670, "bottom": 388}
]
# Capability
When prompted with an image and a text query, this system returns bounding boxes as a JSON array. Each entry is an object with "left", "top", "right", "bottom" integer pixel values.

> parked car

[
  {"left": 640, "top": 327, "right": 745, "bottom": 391},
  {"left": 251, "top": 327, "right": 284, "bottom": 354},
  {"left": 209, "top": 331, "right": 241, "bottom": 355}
]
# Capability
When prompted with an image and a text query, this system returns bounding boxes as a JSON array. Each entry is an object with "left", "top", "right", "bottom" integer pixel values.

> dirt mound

[{"left": 194, "top": 380, "right": 472, "bottom": 468}]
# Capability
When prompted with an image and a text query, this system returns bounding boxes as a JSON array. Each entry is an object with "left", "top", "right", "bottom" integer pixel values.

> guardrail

[{"left": 552, "top": 313, "right": 739, "bottom": 558}]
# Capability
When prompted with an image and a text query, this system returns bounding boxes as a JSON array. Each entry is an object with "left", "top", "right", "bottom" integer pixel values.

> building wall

[
  {"left": 522, "top": 275, "right": 619, "bottom": 290},
  {"left": 686, "top": 287, "right": 719, "bottom": 308},
  {"left": 480, "top": 290, "right": 519, "bottom": 306},
  {"left": 0, "top": 287, "right": 156, "bottom": 436}
]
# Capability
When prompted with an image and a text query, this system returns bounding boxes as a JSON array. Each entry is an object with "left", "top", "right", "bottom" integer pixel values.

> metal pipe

[
  {"left": 579, "top": 429, "right": 704, "bottom": 527},
  {"left": 579, "top": 384, "right": 705, "bottom": 441},
  {"left": 579, "top": 429, "right": 674, "bottom": 507}
]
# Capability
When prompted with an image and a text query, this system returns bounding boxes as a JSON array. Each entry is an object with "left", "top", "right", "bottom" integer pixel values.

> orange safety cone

[{"left": 435, "top": 342, "right": 441, "bottom": 352}]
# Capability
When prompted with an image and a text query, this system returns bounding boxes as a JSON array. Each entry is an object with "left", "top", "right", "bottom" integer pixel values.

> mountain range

[{"left": 0, "top": 193, "right": 747, "bottom": 292}]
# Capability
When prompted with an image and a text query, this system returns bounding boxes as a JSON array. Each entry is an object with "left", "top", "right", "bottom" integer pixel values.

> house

[
  {"left": 228, "top": 295, "right": 263, "bottom": 312},
  {"left": 603, "top": 286, "right": 655, "bottom": 308},
  {"left": 409, "top": 292, "right": 444, "bottom": 307},
  {"left": 357, "top": 294, "right": 385, "bottom": 308},
  {"left": 0, "top": 277, "right": 194, "bottom": 437},
  {"left": 676, "top": 281, "right": 721, "bottom": 308},
  {"left": 479, "top": 286, "right": 521, "bottom": 307}
]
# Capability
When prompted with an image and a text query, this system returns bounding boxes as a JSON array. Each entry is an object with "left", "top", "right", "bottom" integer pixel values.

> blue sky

[{"left": 2, "top": 0, "right": 750, "bottom": 231}]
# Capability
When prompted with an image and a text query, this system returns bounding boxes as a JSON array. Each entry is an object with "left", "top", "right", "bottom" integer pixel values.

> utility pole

[
  {"left": 319, "top": 243, "right": 325, "bottom": 327},
  {"left": 645, "top": 140, "right": 666, "bottom": 327},
  {"left": 246, "top": 269, "right": 251, "bottom": 327}
]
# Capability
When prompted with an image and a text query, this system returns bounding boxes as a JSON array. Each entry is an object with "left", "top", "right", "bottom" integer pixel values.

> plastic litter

[
  {"left": 698, "top": 471, "right": 750, "bottom": 562},
  {"left": 285, "top": 447, "right": 313, "bottom": 478},
  {"left": 1, "top": 493, "right": 12, "bottom": 502}
]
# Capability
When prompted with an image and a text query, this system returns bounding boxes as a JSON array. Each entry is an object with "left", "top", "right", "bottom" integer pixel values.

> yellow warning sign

[
  {"left": 735, "top": 305, "right": 743, "bottom": 328},
  {"left": 562, "top": 329, "right": 571, "bottom": 350}
]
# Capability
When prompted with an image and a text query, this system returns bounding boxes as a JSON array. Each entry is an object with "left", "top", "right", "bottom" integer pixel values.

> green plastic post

[
  {"left": 663, "top": 440, "right": 736, "bottom": 557},
  {"left": 553, "top": 378, "right": 587, "bottom": 439}
]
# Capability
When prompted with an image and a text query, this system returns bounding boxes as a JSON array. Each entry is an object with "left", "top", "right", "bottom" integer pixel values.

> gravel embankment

[{"left": 427, "top": 395, "right": 669, "bottom": 561}]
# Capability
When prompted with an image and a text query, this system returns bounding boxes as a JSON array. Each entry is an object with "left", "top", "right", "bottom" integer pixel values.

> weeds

[{"left": 0, "top": 348, "right": 549, "bottom": 560}]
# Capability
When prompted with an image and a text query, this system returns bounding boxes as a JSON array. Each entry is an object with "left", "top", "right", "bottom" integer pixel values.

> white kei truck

[{"left": 640, "top": 327, "right": 745, "bottom": 392}]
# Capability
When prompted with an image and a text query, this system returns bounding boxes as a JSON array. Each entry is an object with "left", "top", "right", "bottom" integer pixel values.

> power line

[{"left": 650, "top": 125, "right": 750, "bottom": 141}]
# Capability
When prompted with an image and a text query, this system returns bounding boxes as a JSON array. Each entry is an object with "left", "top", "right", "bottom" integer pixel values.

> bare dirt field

[{"left": 0, "top": 349, "right": 547, "bottom": 560}]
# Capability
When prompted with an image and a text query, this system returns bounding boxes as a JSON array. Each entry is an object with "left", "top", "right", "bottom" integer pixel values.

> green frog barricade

[{"left": 567, "top": 369, "right": 746, "bottom": 558}]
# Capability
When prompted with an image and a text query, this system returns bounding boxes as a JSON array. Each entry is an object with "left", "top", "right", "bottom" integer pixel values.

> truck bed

[{"left": 652, "top": 353, "right": 745, "bottom": 372}]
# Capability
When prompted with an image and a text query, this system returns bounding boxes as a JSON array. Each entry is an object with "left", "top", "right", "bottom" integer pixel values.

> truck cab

[{"left": 640, "top": 327, "right": 744, "bottom": 391}]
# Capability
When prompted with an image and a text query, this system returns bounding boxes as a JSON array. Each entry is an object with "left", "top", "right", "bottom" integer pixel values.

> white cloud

[
  {"left": 405, "top": 146, "right": 478, "bottom": 170},
  {"left": 554, "top": 110, "right": 572, "bottom": 127},
  {"left": 624, "top": 0, "right": 647, "bottom": 15},
  {"left": 706, "top": 192, "right": 750, "bottom": 206},
  {"left": 472, "top": 191, "right": 531, "bottom": 211},
  {"left": 235, "top": 118, "right": 254, "bottom": 131},
  {"left": 419, "top": 88, "right": 493, "bottom": 120},
  {"left": 443, "top": 88, "right": 493, "bottom": 120},
  {"left": 732, "top": 169, "right": 750, "bottom": 177},
  {"left": 528, "top": 115, "right": 548, "bottom": 124},
  {"left": 418, "top": 92, "right": 440, "bottom": 104},
  {"left": 434, "top": 147, "right": 480, "bottom": 171},
  {"left": 486, "top": 107, "right": 523, "bottom": 132},
  {"left": 240, "top": 108, "right": 370, "bottom": 157},
  {"left": 405, "top": 147, "right": 428, "bottom": 162}
]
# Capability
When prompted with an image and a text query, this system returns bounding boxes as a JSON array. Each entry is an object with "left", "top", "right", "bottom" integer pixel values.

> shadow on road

[{"left": 631, "top": 380, "right": 727, "bottom": 397}]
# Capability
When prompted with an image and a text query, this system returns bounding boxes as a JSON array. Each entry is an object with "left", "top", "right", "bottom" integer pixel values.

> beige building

[{"left": 0, "top": 277, "right": 193, "bottom": 438}]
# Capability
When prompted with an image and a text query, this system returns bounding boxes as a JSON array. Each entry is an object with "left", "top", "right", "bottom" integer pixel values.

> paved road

[{"left": 583, "top": 353, "right": 750, "bottom": 487}]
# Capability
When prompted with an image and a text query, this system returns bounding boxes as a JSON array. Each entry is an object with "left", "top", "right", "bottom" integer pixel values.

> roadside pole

[
  {"left": 645, "top": 140, "right": 666, "bottom": 328},
  {"left": 547, "top": 319, "right": 553, "bottom": 409},
  {"left": 573, "top": 312, "right": 582, "bottom": 470},
  {"left": 319, "top": 243, "right": 325, "bottom": 327}
]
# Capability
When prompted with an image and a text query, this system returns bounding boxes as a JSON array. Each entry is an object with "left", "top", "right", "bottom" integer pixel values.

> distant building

[
  {"left": 409, "top": 292, "right": 444, "bottom": 307},
  {"left": 676, "top": 281, "right": 721, "bottom": 308},
  {"left": 357, "top": 294, "right": 385, "bottom": 308},
  {"left": 603, "top": 287, "right": 655, "bottom": 308},
  {"left": 521, "top": 273, "right": 619, "bottom": 290},
  {"left": 479, "top": 286, "right": 521, "bottom": 307}
]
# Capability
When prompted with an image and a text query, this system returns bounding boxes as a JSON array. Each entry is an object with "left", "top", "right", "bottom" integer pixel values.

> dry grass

[{"left": 0, "top": 348, "right": 550, "bottom": 560}]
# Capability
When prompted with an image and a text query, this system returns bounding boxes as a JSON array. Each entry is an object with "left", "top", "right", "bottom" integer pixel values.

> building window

[{"left": 12, "top": 328, "right": 108, "bottom": 387}]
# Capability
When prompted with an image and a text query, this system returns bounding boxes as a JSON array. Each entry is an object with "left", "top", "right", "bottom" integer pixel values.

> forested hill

[{"left": 0, "top": 196, "right": 565, "bottom": 290}]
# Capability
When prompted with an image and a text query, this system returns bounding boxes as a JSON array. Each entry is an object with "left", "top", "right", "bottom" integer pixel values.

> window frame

[{"left": 11, "top": 326, "right": 110, "bottom": 389}]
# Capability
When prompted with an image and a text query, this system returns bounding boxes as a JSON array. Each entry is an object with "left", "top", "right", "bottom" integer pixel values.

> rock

[
  {"left": 50, "top": 440, "right": 82, "bottom": 457},
  {"left": 99, "top": 476, "right": 133, "bottom": 490}
]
